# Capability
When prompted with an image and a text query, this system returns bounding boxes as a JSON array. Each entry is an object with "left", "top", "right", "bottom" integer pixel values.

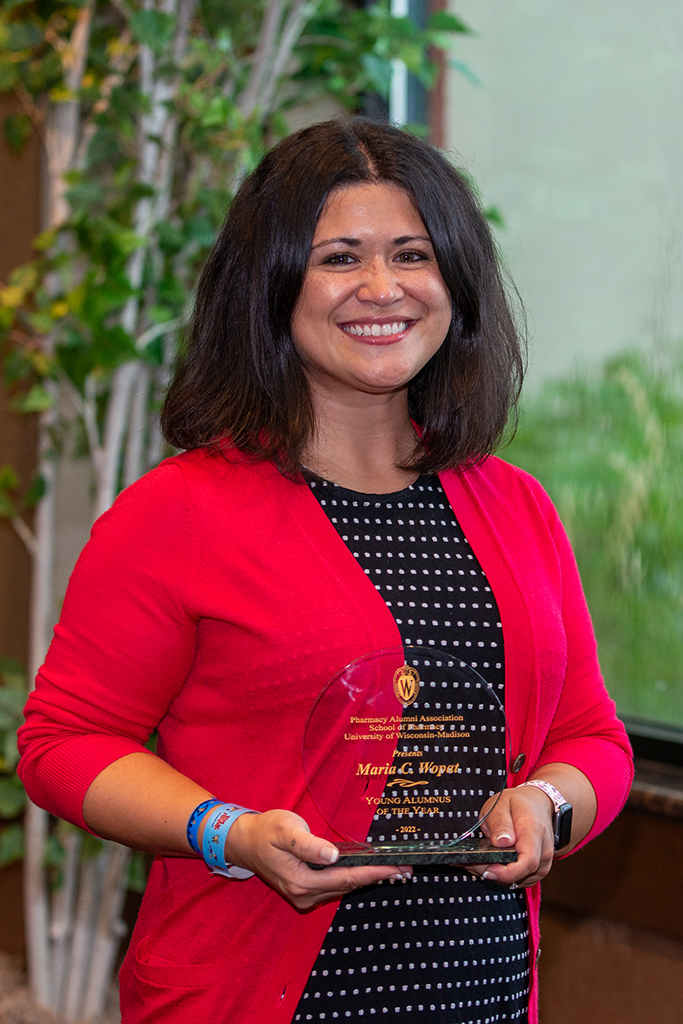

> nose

[{"left": 356, "top": 258, "right": 404, "bottom": 306}]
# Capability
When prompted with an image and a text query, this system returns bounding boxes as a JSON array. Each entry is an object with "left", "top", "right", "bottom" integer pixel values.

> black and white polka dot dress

[{"left": 294, "top": 474, "right": 529, "bottom": 1024}]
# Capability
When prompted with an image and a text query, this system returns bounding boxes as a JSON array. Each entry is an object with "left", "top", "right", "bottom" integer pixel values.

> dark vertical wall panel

[{"left": 0, "top": 96, "right": 41, "bottom": 668}]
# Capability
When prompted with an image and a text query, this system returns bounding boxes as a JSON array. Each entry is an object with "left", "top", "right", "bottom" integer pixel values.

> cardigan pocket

[{"left": 132, "top": 934, "right": 215, "bottom": 989}]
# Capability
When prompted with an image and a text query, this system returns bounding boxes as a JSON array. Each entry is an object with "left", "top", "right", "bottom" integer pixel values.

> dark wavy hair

[{"left": 162, "top": 118, "right": 525, "bottom": 476}]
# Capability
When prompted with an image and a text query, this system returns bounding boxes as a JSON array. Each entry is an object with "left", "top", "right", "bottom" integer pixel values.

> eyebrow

[{"left": 311, "top": 234, "right": 432, "bottom": 250}]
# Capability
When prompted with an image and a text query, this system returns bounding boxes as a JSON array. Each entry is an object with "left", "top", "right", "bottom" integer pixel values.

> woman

[{"left": 19, "top": 119, "right": 633, "bottom": 1024}]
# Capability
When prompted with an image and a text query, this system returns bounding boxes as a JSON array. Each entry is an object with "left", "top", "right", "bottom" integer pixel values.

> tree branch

[
  {"left": 94, "top": 361, "right": 139, "bottom": 519},
  {"left": 44, "top": 0, "right": 95, "bottom": 227},
  {"left": 123, "top": 365, "right": 150, "bottom": 488},
  {"left": 260, "top": 0, "right": 318, "bottom": 115},
  {"left": 238, "top": 0, "right": 286, "bottom": 117},
  {"left": 75, "top": 30, "right": 135, "bottom": 169},
  {"left": 11, "top": 516, "right": 36, "bottom": 557},
  {"left": 12, "top": 81, "right": 46, "bottom": 145}
]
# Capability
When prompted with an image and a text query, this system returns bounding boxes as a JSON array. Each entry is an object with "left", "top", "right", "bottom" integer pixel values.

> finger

[
  {"left": 468, "top": 825, "right": 553, "bottom": 887},
  {"left": 281, "top": 827, "right": 340, "bottom": 867},
  {"left": 282, "top": 863, "right": 413, "bottom": 910},
  {"left": 266, "top": 827, "right": 411, "bottom": 907},
  {"left": 479, "top": 802, "right": 516, "bottom": 849}
]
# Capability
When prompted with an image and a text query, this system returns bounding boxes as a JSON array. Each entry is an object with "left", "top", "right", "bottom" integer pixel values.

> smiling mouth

[{"left": 340, "top": 320, "right": 411, "bottom": 339}]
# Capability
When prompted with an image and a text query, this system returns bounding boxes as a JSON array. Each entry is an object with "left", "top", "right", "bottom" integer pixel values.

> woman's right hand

[
  {"left": 82, "top": 753, "right": 410, "bottom": 909},
  {"left": 224, "top": 809, "right": 411, "bottom": 910}
]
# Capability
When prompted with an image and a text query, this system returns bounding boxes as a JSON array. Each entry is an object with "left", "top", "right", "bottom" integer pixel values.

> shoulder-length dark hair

[{"left": 162, "top": 118, "right": 525, "bottom": 476}]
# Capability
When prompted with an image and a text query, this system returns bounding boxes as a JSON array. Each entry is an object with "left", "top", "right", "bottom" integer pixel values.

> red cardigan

[{"left": 18, "top": 449, "right": 633, "bottom": 1024}]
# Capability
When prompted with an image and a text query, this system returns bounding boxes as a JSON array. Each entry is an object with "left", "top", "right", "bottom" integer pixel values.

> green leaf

[
  {"left": 396, "top": 42, "right": 425, "bottom": 75},
  {"left": 127, "top": 850, "right": 149, "bottom": 893},
  {"left": 111, "top": 228, "right": 144, "bottom": 255},
  {"left": 186, "top": 217, "right": 216, "bottom": 247},
  {"left": 361, "top": 52, "right": 392, "bottom": 97},
  {"left": 0, "top": 692, "right": 24, "bottom": 732},
  {"left": 0, "top": 63, "right": 18, "bottom": 93},
  {"left": 0, "top": 305, "right": 15, "bottom": 330},
  {"left": 12, "top": 384, "right": 53, "bottom": 413},
  {"left": 402, "top": 122, "right": 430, "bottom": 139},
  {"left": 65, "top": 180, "right": 105, "bottom": 207},
  {"left": 130, "top": 9, "right": 176, "bottom": 55},
  {"left": 43, "top": 832, "right": 65, "bottom": 869},
  {"left": 484, "top": 205, "right": 506, "bottom": 229},
  {"left": 3, "top": 112, "right": 32, "bottom": 154},
  {"left": 427, "top": 11, "right": 472, "bottom": 35},
  {"left": 156, "top": 222, "right": 185, "bottom": 255},
  {"left": 2, "top": 0, "right": 36, "bottom": 12},
  {"left": 81, "top": 832, "right": 104, "bottom": 859},
  {"left": 0, "top": 686, "right": 24, "bottom": 716},
  {"left": 23, "top": 474, "right": 46, "bottom": 507},
  {"left": 448, "top": 58, "right": 482, "bottom": 87},
  {"left": 0, "top": 657, "right": 25, "bottom": 692},
  {"left": 26, "top": 311, "right": 55, "bottom": 334},
  {"left": 9, "top": 263, "right": 38, "bottom": 290},
  {"left": 34, "top": 229, "right": 58, "bottom": 252},
  {"left": 2, "top": 731, "right": 19, "bottom": 772},
  {"left": 0, "top": 464, "right": 18, "bottom": 491},
  {"left": 0, "top": 493, "right": 16, "bottom": 518},
  {"left": 0, "top": 776, "right": 26, "bottom": 819},
  {"left": 0, "top": 824, "right": 24, "bottom": 867}
]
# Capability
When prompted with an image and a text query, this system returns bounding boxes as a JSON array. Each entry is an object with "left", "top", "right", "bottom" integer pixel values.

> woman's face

[{"left": 291, "top": 183, "right": 452, "bottom": 404}]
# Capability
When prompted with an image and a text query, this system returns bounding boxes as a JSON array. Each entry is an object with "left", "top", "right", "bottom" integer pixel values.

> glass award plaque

[{"left": 303, "top": 647, "right": 518, "bottom": 867}]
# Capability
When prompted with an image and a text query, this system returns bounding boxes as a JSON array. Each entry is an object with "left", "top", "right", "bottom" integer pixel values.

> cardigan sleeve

[
  {"left": 529, "top": 479, "right": 633, "bottom": 848},
  {"left": 17, "top": 460, "right": 202, "bottom": 830}
]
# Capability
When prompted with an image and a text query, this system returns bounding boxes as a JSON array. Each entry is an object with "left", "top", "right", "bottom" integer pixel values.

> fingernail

[
  {"left": 495, "top": 833, "right": 513, "bottom": 844},
  {"left": 390, "top": 873, "right": 404, "bottom": 881},
  {"left": 482, "top": 870, "right": 497, "bottom": 881},
  {"left": 321, "top": 846, "right": 339, "bottom": 864}
]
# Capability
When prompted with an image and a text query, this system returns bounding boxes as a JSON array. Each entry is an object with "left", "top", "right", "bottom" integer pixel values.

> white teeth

[{"left": 342, "top": 321, "right": 407, "bottom": 336}]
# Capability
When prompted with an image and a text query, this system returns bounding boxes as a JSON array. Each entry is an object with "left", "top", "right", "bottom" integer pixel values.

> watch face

[{"left": 554, "top": 802, "right": 573, "bottom": 850}]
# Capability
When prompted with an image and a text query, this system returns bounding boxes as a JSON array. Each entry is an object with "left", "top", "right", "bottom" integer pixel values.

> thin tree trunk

[
  {"left": 81, "top": 845, "right": 131, "bottom": 1020},
  {"left": 24, "top": 389, "right": 58, "bottom": 1009},
  {"left": 260, "top": 0, "right": 316, "bottom": 115},
  {"left": 45, "top": 1, "right": 94, "bottom": 227},
  {"left": 25, "top": 4, "right": 93, "bottom": 1003},
  {"left": 51, "top": 828, "right": 82, "bottom": 1013},
  {"left": 238, "top": 0, "right": 286, "bottom": 116},
  {"left": 124, "top": 365, "right": 151, "bottom": 488},
  {"left": 93, "top": 360, "right": 140, "bottom": 519},
  {"left": 62, "top": 853, "right": 103, "bottom": 1021}
]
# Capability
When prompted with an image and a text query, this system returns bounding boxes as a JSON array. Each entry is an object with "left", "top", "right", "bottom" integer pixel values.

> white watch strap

[{"left": 517, "top": 779, "right": 567, "bottom": 811}]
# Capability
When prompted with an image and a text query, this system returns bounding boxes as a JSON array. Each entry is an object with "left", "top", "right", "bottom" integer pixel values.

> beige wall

[{"left": 445, "top": 1, "right": 683, "bottom": 386}]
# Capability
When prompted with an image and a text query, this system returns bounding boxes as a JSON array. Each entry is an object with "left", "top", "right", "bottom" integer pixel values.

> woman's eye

[
  {"left": 395, "top": 249, "right": 428, "bottom": 263},
  {"left": 322, "top": 253, "right": 357, "bottom": 265}
]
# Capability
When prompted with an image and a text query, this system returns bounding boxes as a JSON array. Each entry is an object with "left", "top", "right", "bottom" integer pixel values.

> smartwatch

[{"left": 518, "top": 780, "right": 573, "bottom": 850}]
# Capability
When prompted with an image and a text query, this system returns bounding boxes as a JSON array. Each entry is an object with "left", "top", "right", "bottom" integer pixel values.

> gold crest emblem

[{"left": 393, "top": 664, "right": 420, "bottom": 707}]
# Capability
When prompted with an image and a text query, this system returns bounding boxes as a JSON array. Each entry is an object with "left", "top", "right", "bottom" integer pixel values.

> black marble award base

[{"left": 310, "top": 838, "right": 518, "bottom": 868}]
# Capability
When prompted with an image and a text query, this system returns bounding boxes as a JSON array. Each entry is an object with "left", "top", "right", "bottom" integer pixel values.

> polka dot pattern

[{"left": 295, "top": 476, "right": 529, "bottom": 1023}]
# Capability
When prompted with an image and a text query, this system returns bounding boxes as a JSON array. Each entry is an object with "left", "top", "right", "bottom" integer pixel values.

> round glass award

[{"left": 303, "top": 647, "right": 518, "bottom": 866}]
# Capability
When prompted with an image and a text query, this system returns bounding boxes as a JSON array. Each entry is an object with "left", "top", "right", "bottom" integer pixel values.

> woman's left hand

[
  {"left": 463, "top": 763, "right": 598, "bottom": 889},
  {"left": 464, "top": 785, "right": 556, "bottom": 888}
]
